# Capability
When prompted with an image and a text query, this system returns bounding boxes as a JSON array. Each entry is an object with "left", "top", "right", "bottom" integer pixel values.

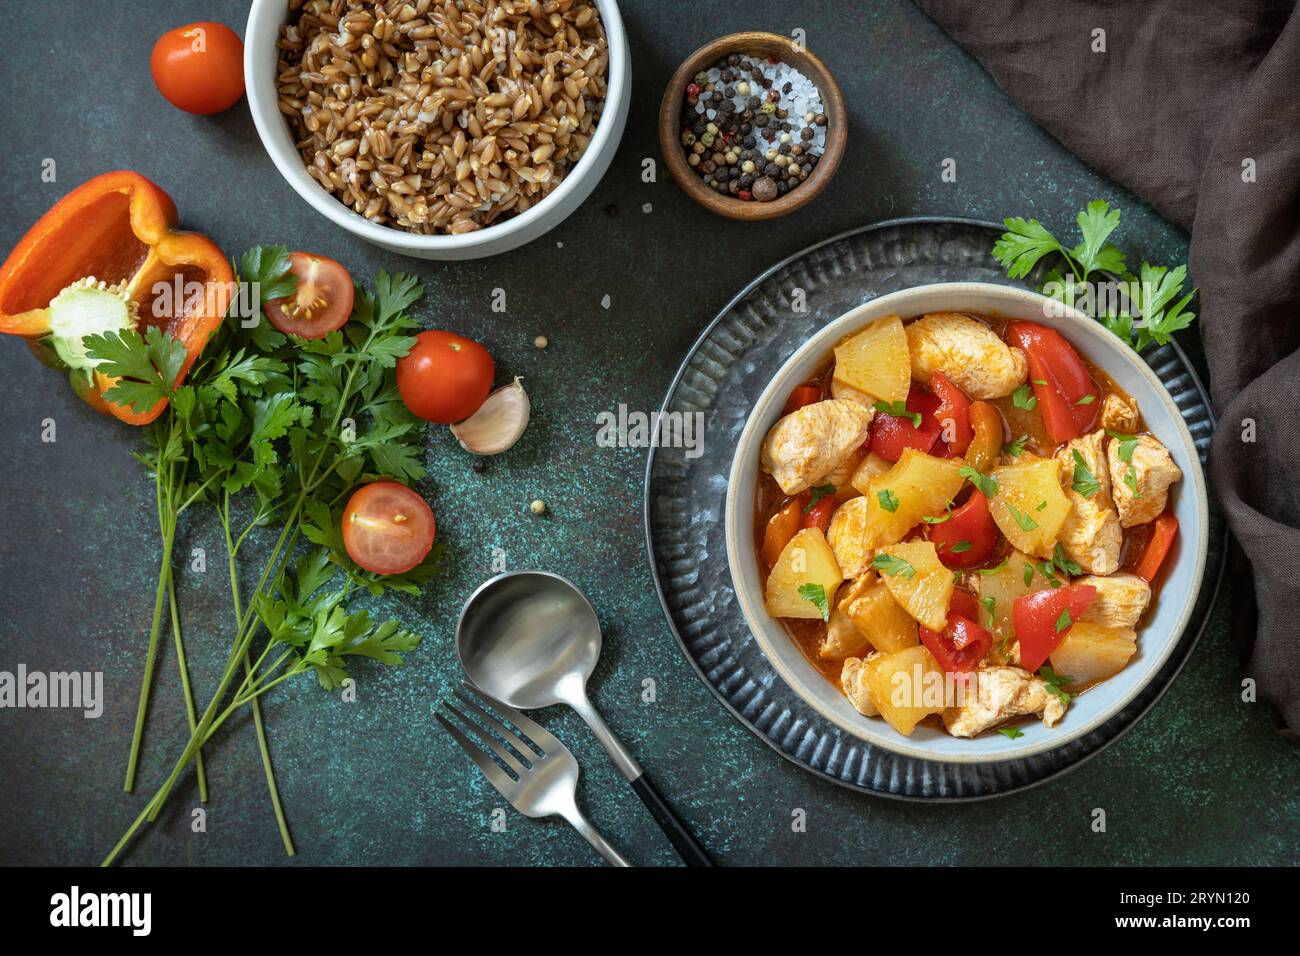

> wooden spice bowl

[{"left": 658, "top": 32, "right": 846, "bottom": 221}]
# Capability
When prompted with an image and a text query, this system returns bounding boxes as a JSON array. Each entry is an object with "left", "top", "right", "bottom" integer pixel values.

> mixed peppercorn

[{"left": 680, "top": 52, "right": 828, "bottom": 202}]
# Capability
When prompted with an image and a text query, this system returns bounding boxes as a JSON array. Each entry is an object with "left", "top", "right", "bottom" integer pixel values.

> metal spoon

[{"left": 456, "top": 570, "right": 714, "bottom": 866}]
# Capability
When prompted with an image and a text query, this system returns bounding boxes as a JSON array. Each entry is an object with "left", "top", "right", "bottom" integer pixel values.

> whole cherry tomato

[
  {"left": 396, "top": 330, "right": 494, "bottom": 423},
  {"left": 151, "top": 22, "right": 245, "bottom": 115}
]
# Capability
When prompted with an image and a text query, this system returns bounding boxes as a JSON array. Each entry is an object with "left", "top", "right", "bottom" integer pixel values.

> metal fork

[{"left": 436, "top": 683, "right": 632, "bottom": 867}]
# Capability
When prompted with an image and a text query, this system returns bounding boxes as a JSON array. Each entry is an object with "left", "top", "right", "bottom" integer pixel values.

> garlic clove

[{"left": 450, "top": 377, "right": 530, "bottom": 455}]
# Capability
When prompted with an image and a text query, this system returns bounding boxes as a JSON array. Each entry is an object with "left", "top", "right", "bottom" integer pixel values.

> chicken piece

[
  {"left": 841, "top": 654, "right": 881, "bottom": 716},
  {"left": 1099, "top": 394, "right": 1139, "bottom": 434},
  {"left": 1076, "top": 572, "right": 1152, "bottom": 629},
  {"left": 823, "top": 446, "right": 866, "bottom": 496},
  {"left": 904, "top": 312, "right": 1028, "bottom": 399},
  {"left": 827, "top": 497, "right": 876, "bottom": 578},
  {"left": 942, "top": 666, "right": 1066, "bottom": 737},
  {"left": 761, "top": 399, "right": 874, "bottom": 495},
  {"left": 1107, "top": 434, "right": 1183, "bottom": 527},
  {"left": 822, "top": 603, "right": 871, "bottom": 660},
  {"left": 1055, "top": 431, "right": 1121, "bottom": 574},
  {"left": 830, "top": 377, "right": 876, "bottom": 409}
]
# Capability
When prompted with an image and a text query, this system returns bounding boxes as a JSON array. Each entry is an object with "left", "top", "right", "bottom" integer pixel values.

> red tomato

[
  {"left": 783, "top": 384, "right": 822, "bottom": 415},
  {"left": 919, "top": 591, "right": 993, "bottom": 673},
  {"left": 264, "top": 252, "right": 354, "bottom": 339},
  {"left": 341, "top": 481, "right": 436, "bottom": 575},
  {"left": 927, "top": 490, "right": 999, "bottom": 569},
  {"left": 869, "top": 386, "right": 943, "bottom": 461},
  {"left": 1012, "top": 584, "right": 1097, "bottom": 673},
  {"left": 150, "top": 22, "right": 245, "bottom": 115},
  {"left": 930, "top": 372, "right": 973, "bottom": 454},
  {"left": 397, "top": 330, "right": 495, "bottom": 423},
  {"left": 1005, "top": 322, "right": 1099, "bottom": 442},
  {"left": 801, "top": 495, "right": 837, "bottom": 534},
  {"left": 1130, "top": 511, "right": 1179, "bottom": 583}
]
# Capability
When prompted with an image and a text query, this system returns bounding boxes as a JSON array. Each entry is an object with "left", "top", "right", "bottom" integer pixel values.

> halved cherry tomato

[
  {"left": 801, "top": 495, "right": 837, "bottom": 534},
  {"left": 397, "top": 329, "right": 495, "bottom": 423},
  {"left": 341, "top": 481, "right": 436, "bottom": 575},
  {"left": 965, "top": 401, "right": 1004, "bottom": 473},
  {"left": 920, "top": 590, "right": 993, "bottom": 673},
  {"left": 762, "top": 499, "right": 802, "bottom": 567},
  {"left": 1005, "top": 321, "right": 1099, "bottom": 442},
  {"left": 927, "top": 490, "right": 999, "bottom": 569},
  {"left": 783, "top": 384, "right": 822, "bottom": 415},
  {"left": 150, "top": 22, "right": 245, "bottom": 115},
  {"left": 1130, "top": 511, "right": 1179, "bottom": 583},
  {"left": 869, "top": 386, "right": 943, "bottom": 461},
  {"left": 930, "top": 372, "right": 973, "bottom": 455},
  {"left": 264, "top": 251, "right": 354, "bottom": 339},
  {"left": 1012, "top": 584, "right": 1097, "bottom": 673}
]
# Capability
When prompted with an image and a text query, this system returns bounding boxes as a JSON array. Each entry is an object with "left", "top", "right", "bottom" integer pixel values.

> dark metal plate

[{"left": 643, "top": 217, "right": 1225, "bottom": 800}]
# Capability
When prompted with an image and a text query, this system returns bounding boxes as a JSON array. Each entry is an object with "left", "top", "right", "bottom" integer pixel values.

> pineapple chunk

[
  {"left": 989, "top": 456, "right": 1072, "bottom": 557},
  {"left": 1049, "top": 621, "right": 1137, "bottom": 689},
  {"left": 874, "top": 540, "right": 953, "bottom": 632},
  {"left": 765, "top": 528, "right": 843, "bottom": 620},
  {"left": 865, "top": 645, "right": 948, "bottom": 735},
  {"left": 833, "top": 315, "right": 910, "bottom": 404},
  {"left": 862, "top": 448, "right": 965, "bottom": 546},
  {"left": 850, "top": 451, "right": 893, "bottom": 497},
  {"left": 844, "top": 580, "right": 919, "bottom": 652}
]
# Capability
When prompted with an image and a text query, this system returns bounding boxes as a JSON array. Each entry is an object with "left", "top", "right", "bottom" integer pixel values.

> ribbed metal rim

[{"left": 642, "top": 216, "right": 1226, "bottom": 801}]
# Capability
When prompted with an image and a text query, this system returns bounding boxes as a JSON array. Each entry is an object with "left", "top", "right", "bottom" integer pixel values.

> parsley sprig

[{"left": 993, "top": 199, "right": 1197, "bottom": 352}]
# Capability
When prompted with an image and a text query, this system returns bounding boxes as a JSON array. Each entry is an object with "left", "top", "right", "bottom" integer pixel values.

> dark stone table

[{"left": 1, "top": 0, "right": 1294, "bottom": 867}]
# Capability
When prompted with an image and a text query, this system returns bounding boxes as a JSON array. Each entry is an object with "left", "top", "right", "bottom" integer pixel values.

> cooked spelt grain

[{"left": 276, "top": 0, "right": 609, "bottom": 235}]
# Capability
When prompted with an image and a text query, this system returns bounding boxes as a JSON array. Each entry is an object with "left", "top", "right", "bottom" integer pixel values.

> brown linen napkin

[{"left": 915, "top": 0, "right": 1300, "bottom": 732}]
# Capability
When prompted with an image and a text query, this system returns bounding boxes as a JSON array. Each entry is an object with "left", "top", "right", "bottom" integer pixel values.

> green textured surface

[{"left": 0, "top": 0, "right": 1294, "bottom": 867}]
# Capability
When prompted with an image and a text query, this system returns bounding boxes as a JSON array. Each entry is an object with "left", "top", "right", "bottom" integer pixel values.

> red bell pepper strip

[
  {"left": 930, "top": 372, "right": 973, "bottom": 454},
  {"left": 927, "top": 489, "right": 999, "bottom": 569},
  {"left": 0, "top": 170, "right": 233, "bottom": 425},
  {"left": 1004, "top": 321, "right": 1099, "bottom": 442},
  {"left": 1012, "top": 584, "right": 1097, "bottom": 673},
  {"left": 920, "top": 590, "right": 993, "bottom": 673},
  {"left": 801, "top": 495, "right": 837, "bottom": 535},
  {"left": 869, "top": 385, "right": 944, "bottom": 461},
  {"left": 1131, "top": 512, "right": 1179, "bottom": 583},
  {"left": 783, "top": 384, "right": 822, "bottom": 415}
]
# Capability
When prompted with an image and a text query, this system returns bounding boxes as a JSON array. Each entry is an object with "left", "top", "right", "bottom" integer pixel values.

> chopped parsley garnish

[
  {"left": 1032, "top": 378, "right": 1048, "bottom": 386},
  {"left": 1124, "top": 466, "right": 1141, "bottom": 497},
  {"left": 959, "top": 465, "right": 999, "bottom": 498},
  {"left": 1007, "top": 502, "right": 1039, "bottom": 532},
  {"left": 1036, "top": 561, "right": 1063, "bottom": 587},
  {"left": 1002, "top": 434, "right": 1029, "bottom": 458},
  {"left": 1052, "top": 543, "right": 1082, "bottom": 578},
  {"left": 951, "top": 540, "right": 972, "bottom": 553},
  {"left": 873, "top": 400, "right": 921, "bottom": 428},
  {"left": 978, "top": 558, "right": 1009, "bottom": 576},
  {"left": 798, "top": 583, "right": 830, "bottom": 621},
  {"left": 1075, "top": 394, "right": 1096, "bottom": 406},
  {"left": 878, "top": 488, "right": 900, "bottom": 513},
  {"left": 921, "top": 506, "right": 953, "bottom": 524},
  {"left": 998, "top": 726, "right": 1025, "bottom": 740},
  {"left": 804, "top": 483, "right": 835, "bottom": 511},
  {"left": 1038, "top": 665, "right": 1073, "bottom": 704},
  {"left": 1012, "top": 384, "right": 1038, "bottom": 411},
  {"left": 1035, "top": 500, "right": 1048, "bottom": 511},
  {"left": 872, "top": 553, "right": 916, "bottom": 579},
  {"left": 1107, "top": 429, "right": 1139, "bottom": 462},
  {"left": 980, "top": 595, "right": 996, "bottom": 628},
  {"left": 1023, "top": 562, "right": 1035, "bottom": 587},
  {"left": 1071, "top": 449, "right": 1101, "bottom": 497},
  {"left": 1055, "top": 608, "right": 1073, "bottom": 633}
]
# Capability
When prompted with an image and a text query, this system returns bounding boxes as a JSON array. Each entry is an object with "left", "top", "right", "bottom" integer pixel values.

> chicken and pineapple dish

[{"left": 755, "top": 312, "right": 1183, "bottom": 739}]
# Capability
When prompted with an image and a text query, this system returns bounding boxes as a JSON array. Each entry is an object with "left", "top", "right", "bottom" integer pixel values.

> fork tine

[
  {"left": 443, "top": 701, "right": 532, "bottom": 776},
  {"left": 460, "top": 682, "right": 566, "bottom": 754},
  {"left": 452, "top": 688, "right": 545, "bottom": 760},
  {"left": 434, "top": 710, "right": 519, "bottom": 799}
]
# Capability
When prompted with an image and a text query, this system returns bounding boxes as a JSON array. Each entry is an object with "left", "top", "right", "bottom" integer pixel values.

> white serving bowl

[
  {"left": 725, "top": 282, "right": 1209, "bottom": 764},
  {"left": 243, "top": 0, "right": 630, "bottom": 260}
]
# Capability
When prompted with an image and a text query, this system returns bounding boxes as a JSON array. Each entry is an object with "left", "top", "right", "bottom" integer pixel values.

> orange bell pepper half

[{"left": 0, "top": 170, "right": 233, "bottom": 425}]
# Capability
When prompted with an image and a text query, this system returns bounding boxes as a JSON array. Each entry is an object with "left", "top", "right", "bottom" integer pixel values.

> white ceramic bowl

[
  {"left": 243, "top": 0, "right": 630, "bottom": 260},
  {"left": 725, "top": 282, "right": 1209, "bottom": 764}
]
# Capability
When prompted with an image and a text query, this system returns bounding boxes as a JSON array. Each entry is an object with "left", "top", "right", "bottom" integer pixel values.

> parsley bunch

[
  {"left": 89, "top": 247, "right": 439, "bottom": 865},
  {"left": 992, "top": 199, "right": 1197, "bottom": 352}
]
